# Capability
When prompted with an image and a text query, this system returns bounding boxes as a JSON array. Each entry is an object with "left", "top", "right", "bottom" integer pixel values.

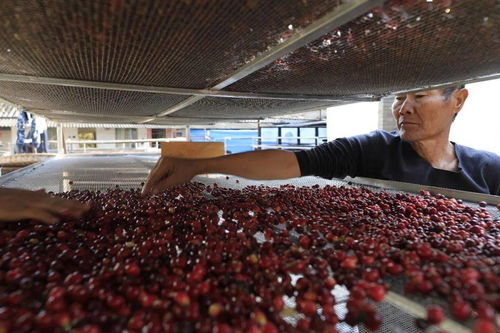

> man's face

[{"left": 391, "top": 88, "right": 465, "bottom": 142}]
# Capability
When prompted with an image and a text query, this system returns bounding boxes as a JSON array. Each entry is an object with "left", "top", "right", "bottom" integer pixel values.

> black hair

[{"left": 443, "top": 84, "right": 465, "bottom": 100}]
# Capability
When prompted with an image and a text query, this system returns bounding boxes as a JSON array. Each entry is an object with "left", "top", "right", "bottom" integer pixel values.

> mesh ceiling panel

[
  {"left": 0, "top": 0, "right": 346, "bottom": 89},
  {"left": 226, "top": 0, "right": 500, "bottom": 97},
  {"left": 173, "top": 97, "right": 342, "bottom": 119},
  {"left": 0, "top": 82, "right": 187, "bottom": 116}
]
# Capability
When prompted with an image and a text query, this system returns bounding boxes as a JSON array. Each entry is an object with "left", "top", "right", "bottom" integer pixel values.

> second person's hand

[{"left": 0, "top": 187, "right": 90, "bottom": 224}]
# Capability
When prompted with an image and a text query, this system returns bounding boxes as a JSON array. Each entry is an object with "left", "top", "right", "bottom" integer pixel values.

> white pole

[{"left": 57, "top": 124, "right": 64, "bottom": 154}]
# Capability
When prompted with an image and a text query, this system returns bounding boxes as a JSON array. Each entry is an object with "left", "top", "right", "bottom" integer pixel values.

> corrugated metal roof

[{"left": 0, "top": 102, "right": 20, "bottom": 118}]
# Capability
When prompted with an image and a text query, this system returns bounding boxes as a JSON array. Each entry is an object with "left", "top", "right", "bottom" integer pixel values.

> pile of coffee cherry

[{"left": 0, "top": 182, "right": 497, "bottom": 332}]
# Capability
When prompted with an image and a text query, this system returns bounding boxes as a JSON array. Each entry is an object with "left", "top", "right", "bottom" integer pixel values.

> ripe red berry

[
  {"left": 174, "top": 292, "right": 190, "bottom": 307},
  {"left": 262, "top": 322, "right": 278, "bottom": 333},
  {"left": 473, "top": 319, "right": 496, "bottom": 333},
  {"left": 299, "top": 235, "right": 311, "bottom": 249},
  {"left": 83, "top": 324, "right": 102, "bottom": 333},
  {"left": 297, "top": 318, "right": 310, "bottom": 330},
  {"left": 297, "top": 299, "right": 317, "bottom": 316},
  {"left": 124, "top": 263, "right": 140, "bottom": 276},
  {"left": 36, "top": 311, "right": 54, "bottom": 330},
  {"left": 139, "top": 292, "right": 155, "bottom": 308},
  {"left": 272, "top": 296, "right": 284, "bottom": 312},
  {"left": 364, "top": 311, "right": 382, "bottom": 331},
  {"left": 106, "top": 295, "right": 125, "bottom": 310},
  {"left": 363, "top": 268, "right": 380, "bottom": 282},
  {"left": 367, "top": 284, "right": 385, "bottom": 302},
  {"left": 341, "top": 256, "right": 357, "bottom": 269},
  {"left": 416, "top": 243, "right": 433, "bottom": 259},
  {"left": 64, "top": 272, "right": 82, "bottom": 286},
  {"left": 325, "top": 277, "right": 336, "bottom": 289},
  {"left": 426, "top": 305, "right": 445, "bottom": 324},
  {"left": 187, "top": 262, "right": 206, "bottom": 283},
  {"left": 476, "top": 303, "right": 495, "bottom": 320},
  {"left": 451, "top": 301, "right": 472, "bottom": 320}
]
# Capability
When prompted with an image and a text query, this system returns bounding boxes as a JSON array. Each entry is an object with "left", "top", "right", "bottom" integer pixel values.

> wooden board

[
  {"left": 0, "top": 153, "right": 55, "bottom": 166},
  {"left": 161, "top": 142, "right": 224, "bottom": 159}
]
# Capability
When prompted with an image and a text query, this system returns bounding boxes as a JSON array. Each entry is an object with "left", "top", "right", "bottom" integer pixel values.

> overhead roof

[{"left": 0, "top": 0, "right": 498, "bottom": 125}]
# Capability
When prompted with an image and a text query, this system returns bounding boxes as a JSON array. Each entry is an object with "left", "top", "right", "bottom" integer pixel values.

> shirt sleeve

[{"left": 294, "top": 130, "right": 385, "bottom": 179}]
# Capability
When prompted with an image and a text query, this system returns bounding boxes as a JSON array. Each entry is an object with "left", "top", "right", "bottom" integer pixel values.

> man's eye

[{"left": 415, "top": 95, "right": 426, "bottom": 98}]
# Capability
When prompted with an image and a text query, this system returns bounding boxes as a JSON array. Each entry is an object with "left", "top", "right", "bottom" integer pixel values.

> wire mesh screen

[
  {"left": 0, "top": 82, "right": 187, "bottom": 117},
  {"left": 0, "top": 0, "right": 346, "bottom": 89},
  {"left": 226, "top": 0, "right": 500, "bottom": 97},
  {"left": 174, "top": 97, "right": 342, "bottom": 119}
]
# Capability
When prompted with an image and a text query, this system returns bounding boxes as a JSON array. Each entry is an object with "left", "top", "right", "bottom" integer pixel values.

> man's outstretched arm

[{"left": 142, "top": 150, "right": 301, "bottom": 195}]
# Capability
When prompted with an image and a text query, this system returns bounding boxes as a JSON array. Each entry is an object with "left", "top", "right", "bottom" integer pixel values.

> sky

[{"left": 450, "top": 79, "right": 500, "bottom": 155}]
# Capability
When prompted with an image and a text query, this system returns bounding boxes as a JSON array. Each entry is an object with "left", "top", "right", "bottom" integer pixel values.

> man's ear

[{"left": 454, "top": 88, "right": 468, "bottom": 112}]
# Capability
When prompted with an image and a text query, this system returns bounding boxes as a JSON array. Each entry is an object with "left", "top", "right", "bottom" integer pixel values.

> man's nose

[{"left": 398, "top": 97, "right": 415, "bottom": 115}]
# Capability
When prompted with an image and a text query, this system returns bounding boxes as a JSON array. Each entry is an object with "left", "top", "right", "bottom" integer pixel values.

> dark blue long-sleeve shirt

[{"left": 295, "top": 130, "right": 500, "bottom": 195}]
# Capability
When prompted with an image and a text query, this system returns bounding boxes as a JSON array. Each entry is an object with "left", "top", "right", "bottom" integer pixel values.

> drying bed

[{"left": 0, "top": 155, "right": 498, "bottom": 332}]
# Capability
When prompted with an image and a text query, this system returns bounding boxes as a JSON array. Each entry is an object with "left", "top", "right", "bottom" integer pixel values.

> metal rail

[
  {"left": 349, "top": 177, "right": 500, "bottom": 205},
  {"left": 390, "top": 73, "right": 500, "bottom": 96},
  {"left": 65, "top": 138, "right": 187, "bottom": 152},
  {"left": 385, "top": 292, "right": 469, "bottom": 333},
  {"left": 0, "top": 73, "right": 372, "bottom": 103}
]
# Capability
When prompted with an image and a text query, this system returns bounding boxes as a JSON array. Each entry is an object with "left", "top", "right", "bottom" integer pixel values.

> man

[
  {"left": 26, "top": 114, "right": 42, "bottom": 153},
  {"left": 143, "top": 86, "right": 500, "bottom": 196}
]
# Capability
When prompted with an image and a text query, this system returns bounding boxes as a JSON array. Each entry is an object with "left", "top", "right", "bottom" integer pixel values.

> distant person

[
  {"left": 35, "top": 115, "right": 49, "bottom": 153},
  {"left": 26, "top": 114, "right": 40, "bottom": 153},
  {"left": 143, "top": 86, "right": 500, "bottom": 196},
  {"left": 15, "top": 111, "right": 29, "bottom": 154}
]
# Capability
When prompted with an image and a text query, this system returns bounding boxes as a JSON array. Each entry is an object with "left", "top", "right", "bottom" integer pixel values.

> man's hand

[
  {"left": 142, "top": 157, "right": 200, "bottom": 195},
  {"left": 0, "top": 188, "right": 90, "bottom": 224}
]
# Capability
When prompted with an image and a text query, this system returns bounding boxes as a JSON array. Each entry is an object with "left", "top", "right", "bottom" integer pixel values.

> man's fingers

[
  {"left": 147, "top": 157, "right": 167, "bottom": 184},
  {"left": 33, "top": 197, "right": 90, "bottom": 218},
  {"left": 24, "top": 208, "right": 60, "bottom": 224},
  {"left": 54, "top": 200, "right": 90, "bottom": 218},
  {"left": 143, "top": 163, "right": 172, "bottom": 195},
  {"left": 142, "top": 160, "right": 164, "bottom": 195},
  {"left": 152, "top": 176, "right": 184, "bottom": 195},
  {"left": 142, "top": 176, "right": 157, "bottom": 195}
]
